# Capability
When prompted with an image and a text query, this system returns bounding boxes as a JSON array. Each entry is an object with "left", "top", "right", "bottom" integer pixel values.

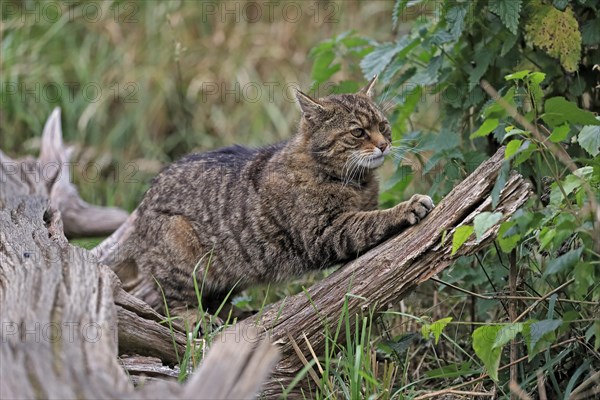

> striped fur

[{"left": 121, "top": 81, "right": 434, "bottom": 313}]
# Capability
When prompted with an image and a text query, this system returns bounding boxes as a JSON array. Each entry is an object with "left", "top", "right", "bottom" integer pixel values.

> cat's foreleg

[{"left": 320, "top": 194, "right": 434, "bottom": 260}]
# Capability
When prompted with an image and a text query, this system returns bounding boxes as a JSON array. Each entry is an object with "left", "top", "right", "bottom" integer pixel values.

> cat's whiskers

[{"left": 342, "top": 153, "right": 362, "bottom": 186}]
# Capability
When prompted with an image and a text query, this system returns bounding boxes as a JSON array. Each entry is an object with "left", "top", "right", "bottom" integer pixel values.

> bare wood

[
  {"left": 0, "top": 197, "right": 279, "bottom": 399},
  {"left": 234, "top": 147, "right": 532, "bottom": 397},
  {"left": 0, "top": 110, "right": 279, "bottom": 399},
  {"left": 0, "top": 108, "right": 129, "bottom": 237}
]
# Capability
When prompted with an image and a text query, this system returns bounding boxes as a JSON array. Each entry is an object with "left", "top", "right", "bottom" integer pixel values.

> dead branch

[
  {"left": 0, "top": 110, "right": 279, "bottom": 399},
  {"left": 0, "top": 108, "right": 128, "bottom": 237},
  {"left": 235, "top": 148, "right": 532, "bottom": 397}
]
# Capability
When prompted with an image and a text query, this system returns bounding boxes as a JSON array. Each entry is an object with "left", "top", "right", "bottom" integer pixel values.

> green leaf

[
  {"left": 505, "top": 139, "right": 522, "bottom": 159},
  {"left": 578, "top": 122, "right": 600, "bottom": 157},
  {"left": 493, "top": 323, "right": 524, "bottom": 349},
  {"left": 489, "top": 0, "right": 522, "bottom": 35},
  {"left": 523, "top": 319, "right": 562, "bottom": 359},
  {"left": 473, "top": 212, "right": 503, "bottom": 241},
  {"left": 505, "top": 70, "right": 529, "bottom": 81},
  {"left": 544, "top": 247, "right": 584, "bottom": 277},
  {"left": 548, "top": 124, "right": 570, "bottom": 143},
  {"left": 497, "top": 221, "right": 520, "bottom": 253},
  {"left": 310, "top": 43, "right": 340, "bottom": 85},
  {"left": 446, "top": 5, "right": 468, "bottom": 39},
  {"left": 552, "top": 0, "right": 568, "bottom": 10},
  {"left": 421, "top": 317, "right": 453, "bottom": 345},
  {"left": 542, "top": 97, "right": 600, "bottom": 128},
  {"left": 549, "top": 168, "right": 592, "bottom": 206},
  {"left": 472, "top": 325, "right": 503, "bottom": 381},
  {"left": 360, "top": 38, "right": 416, "bottom": 80},
  {"left": 412, "top": 55, "right": 443, "bottom": 86},
  {"left": 582, "top": 18, "right": 600, "bottom": 45},
  {"left": 491, "top": 160, "right": 510, "bottom": 208},
  {"left": 573, "top": 262, "right": 595, "bottom": 298},
  {"left": 425, "top": 362, "right": 477, "bottom": 379},
  {"left": 471, "top": 118, "right": 499, "bottom": 139},
  {"left": 451, "top": 225, "right": 474, "bottom": 255},
  {"left": 585, "top": 321, "right": 600, "bottom": 350}
]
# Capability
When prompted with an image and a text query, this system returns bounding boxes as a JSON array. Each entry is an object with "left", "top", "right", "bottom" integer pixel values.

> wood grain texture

[{"left": 0, "top": 109, "right": 279, "bottom": 399}]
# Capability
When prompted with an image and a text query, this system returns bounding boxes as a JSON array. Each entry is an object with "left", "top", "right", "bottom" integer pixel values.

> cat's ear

[
  {"left": 296, "top": 90, "right": 325, "bottom": 118},
  {"left": 359, "top": 75, "right": 378, "bottom": 98}
]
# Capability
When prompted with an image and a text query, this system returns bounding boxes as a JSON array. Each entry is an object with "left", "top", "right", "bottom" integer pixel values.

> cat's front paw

[{"left": 405, "top": 194, "right": 434, "bottom": 225}]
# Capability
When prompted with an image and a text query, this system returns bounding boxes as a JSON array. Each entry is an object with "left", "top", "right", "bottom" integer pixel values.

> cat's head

[{"left": 296, "top": 76, "right": 391, "bottom": 181}]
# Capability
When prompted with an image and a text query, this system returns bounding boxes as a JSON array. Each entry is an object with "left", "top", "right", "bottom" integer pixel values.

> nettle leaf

[
  {"left": 523, "top": 319, "right": 562, "bottom": 359},
  {"left": 548, "top": 124, "right": 570, "bottom": 143},
  {"left": 544, "top": 247, "right": 584, "bottom": 277},
  {"left": 421, "top": 317, "right": 453, "bottom": 345},
  {"left": 489, "top": 0, "right": 522, "bottom": 35},
  {"left": 451, "top": 225, "right": 474, "bottom": 255},
  {"left": 504, "top": 139, "right": 523, "bottom": 159},
  {"left": 472, "top": 325, "right": 503, "bottom": 381},
  {"left": 542, "top": 97, "right": 600, "bottom": 128},
  {"left": 471, "top": 118, "right": 499, "bottom": 139},
  {"left": 494, "top": 323, "right": 524, "bottom": 349},
  {"left": 524, "top": 5, "right": 581, "bottom": 72},
  {"left": 582, "top": 18, "right": 600, "bottom": 45},
  {"left": 578, "top": 120, "right": 600, "bottom": 157},
  {"left": 360, "top": 37, "right": 417, "bottom": 80},
  {"left": 474, "top": 212, "right": 503, "bottom": 241},
  {"left": 412, "top": 55, "right": 443, "bottom": 86},
  {"left": 446, "top": 4, "right": 468, "bottom": 39}
]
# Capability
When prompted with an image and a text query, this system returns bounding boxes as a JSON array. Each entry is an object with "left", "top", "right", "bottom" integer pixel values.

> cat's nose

[{"left": 376, "top": 142, "right": 388, "bottom": 152}]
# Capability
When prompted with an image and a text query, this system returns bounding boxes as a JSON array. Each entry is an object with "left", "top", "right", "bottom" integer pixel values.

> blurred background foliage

[{"left": 1, "top": 0, "right": 394, "bottom": 210}]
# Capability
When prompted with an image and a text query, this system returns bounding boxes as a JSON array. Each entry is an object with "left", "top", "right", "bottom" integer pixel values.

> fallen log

[
  {"left": 0, "top": 110, "right": 280, "bottom": 399},
  {"left": 236, "top": 148, "right": 532, "bottom": 397}
]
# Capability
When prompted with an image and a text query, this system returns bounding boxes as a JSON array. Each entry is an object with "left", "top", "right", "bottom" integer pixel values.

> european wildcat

[{"left": 118, "top": 77, "right": 434, "bottom": 314}]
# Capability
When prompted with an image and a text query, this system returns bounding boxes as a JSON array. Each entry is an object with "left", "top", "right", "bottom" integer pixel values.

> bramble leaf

[
  {"left": 524, "top": 5, "right": 581, "bottom": 72},
  {"left": 489, "top": 0, "right": 522, "bottom": 34}
]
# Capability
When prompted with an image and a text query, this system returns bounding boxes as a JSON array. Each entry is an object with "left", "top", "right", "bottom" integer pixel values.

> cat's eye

[
  {"left": 351, "top": 128, "right": 366, "bottom": 138},
  {"left": 378, "top": 122, "right": 388, "bottom": 133}
]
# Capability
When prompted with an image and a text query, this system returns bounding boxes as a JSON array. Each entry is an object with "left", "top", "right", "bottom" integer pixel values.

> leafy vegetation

[
  {"left": 3, "top": 0, "right": 600, "bottom": 398},
  {"left": 305, "top": 0, "right": 599, "bottom": 397}
]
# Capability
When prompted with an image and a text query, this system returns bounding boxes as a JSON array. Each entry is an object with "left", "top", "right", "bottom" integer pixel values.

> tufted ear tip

[
  {"left": 295, "top": 90, "right": 325, "bottom": 116},
  {"left": 359, "top": 75, "right": 378, "bottom": 97}
]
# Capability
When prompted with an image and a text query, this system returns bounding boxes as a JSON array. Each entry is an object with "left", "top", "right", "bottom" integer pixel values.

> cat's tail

[{"left": 91, "top": 208, "right": 138, "bottom": 268}]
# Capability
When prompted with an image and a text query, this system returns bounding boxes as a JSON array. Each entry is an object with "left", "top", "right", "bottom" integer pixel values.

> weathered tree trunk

[{"left": 1, "top": 108, "right": 531, "bottom": 399}]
